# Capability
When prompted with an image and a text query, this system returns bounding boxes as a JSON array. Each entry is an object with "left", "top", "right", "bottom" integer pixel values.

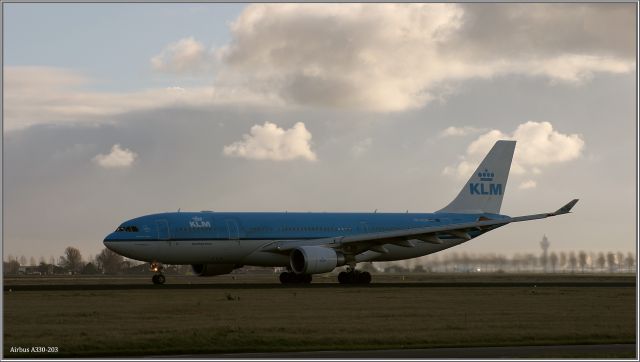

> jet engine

[
  {"left": 290, "top": 246, "right": 345, "bottom": 274},
  {"left": 191, "top": 263, "right": 236, "bottom": 277}
]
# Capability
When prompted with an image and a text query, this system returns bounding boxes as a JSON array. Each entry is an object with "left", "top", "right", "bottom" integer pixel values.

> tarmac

[
  {"left": 4, "top": 281, "right": 635, "bottom": 291},
  {"left": 149, "top": 344, "right": 637, "bottom": 359}
]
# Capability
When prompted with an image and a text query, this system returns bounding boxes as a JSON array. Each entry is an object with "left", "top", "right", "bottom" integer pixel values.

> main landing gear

[
  {"left": 279, "top": 271, "right": 312, "bottom": 284},
  {"left": 338, "top": 269, "right": 371, "bottom": 284},
  {"left": 151, "top": 262, "right": 165, "bottom": 285}
]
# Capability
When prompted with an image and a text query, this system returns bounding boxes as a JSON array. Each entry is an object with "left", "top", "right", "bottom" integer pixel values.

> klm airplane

[{"left": 104, "top": 140, "right": 578, "bottom": 285}]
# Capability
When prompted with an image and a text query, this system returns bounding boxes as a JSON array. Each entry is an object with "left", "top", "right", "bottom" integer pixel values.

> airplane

[{"left": 103, "top": 140, "right": 578, "bottom": 285}]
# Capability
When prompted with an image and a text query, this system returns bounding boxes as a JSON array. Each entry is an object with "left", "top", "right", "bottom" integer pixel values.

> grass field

[{"left": 3, "top": 274, "right": 636, "bottom": 358}]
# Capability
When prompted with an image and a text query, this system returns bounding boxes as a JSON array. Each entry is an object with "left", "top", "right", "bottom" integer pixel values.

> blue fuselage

[{"left": 104, "top": 211, "right": 507, "bottom": 265}]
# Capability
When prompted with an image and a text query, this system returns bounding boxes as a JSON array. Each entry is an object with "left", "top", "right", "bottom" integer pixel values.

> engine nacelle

[
  {"left": 191, "top": 263, "right": 236, "bottom": 277},
  {"left": 290, "top": 246, "right": 345, "bottom": 274}
]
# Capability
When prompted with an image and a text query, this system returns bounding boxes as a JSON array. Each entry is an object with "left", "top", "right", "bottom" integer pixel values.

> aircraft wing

[{"left": 262, "top": 199, "right": 579, "bottom": 255}]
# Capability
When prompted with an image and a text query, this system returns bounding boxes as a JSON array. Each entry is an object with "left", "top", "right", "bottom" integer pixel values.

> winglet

[{"left": 553, "top": 199, "right": 579, "bottom": 215}]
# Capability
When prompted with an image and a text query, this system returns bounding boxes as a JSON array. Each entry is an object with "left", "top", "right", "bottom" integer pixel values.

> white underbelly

[{"left": 108, "top": 239, "right": 273, "bottom": 264}]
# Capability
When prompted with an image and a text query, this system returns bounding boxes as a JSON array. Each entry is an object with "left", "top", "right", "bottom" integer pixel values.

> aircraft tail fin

[{"left": 437, "top": 140, "right": 516, "bottom": 214}]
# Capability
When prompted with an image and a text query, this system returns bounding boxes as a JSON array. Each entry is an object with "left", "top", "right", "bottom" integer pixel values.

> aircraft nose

[
  {"left": 103, "top": 232, "right": 114, "bottom": 243},
  {"left": 103, "top": 233, "right": 118, "bottom": 251}
]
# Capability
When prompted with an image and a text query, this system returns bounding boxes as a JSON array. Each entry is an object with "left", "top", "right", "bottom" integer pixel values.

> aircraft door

[
  {"left": 156, "top": 220, "right": 170, "bottom": 240},
  {"left": 360, "top": 221, "right": 369, "bottom": 233},
  {"left": 226, "top": 219, "right": 240, "bottom": 240}
]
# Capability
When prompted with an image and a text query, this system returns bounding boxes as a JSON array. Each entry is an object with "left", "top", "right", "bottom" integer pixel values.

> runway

[
  {"left": 153, "top": 344, "right": 637, "bottom": 359},
  {"left": 4, "top": 281, "right": 635, "bottom": 291}
]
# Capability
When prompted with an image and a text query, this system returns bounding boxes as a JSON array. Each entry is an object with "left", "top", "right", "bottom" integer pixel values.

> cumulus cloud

[
  {"left": 223, "top": 122, "right": 317, "bottom": 161},
  {"left": 204, "top": 3, "right": 634, "bottom": 112},
  {"left": 214, "top": 4, "right": 464, "bottom": 112},
  {"left": 439, "top": 126, "right": 486, "bottom": 138},
  {"left": 93, "top": 144, "right": 137, "bottom": 168},
  {"left": 151, "top": 37, "right": 211, "bottom": 74},
  {"left": 443, "top": 121, "right": 585, "bottom": 179}
]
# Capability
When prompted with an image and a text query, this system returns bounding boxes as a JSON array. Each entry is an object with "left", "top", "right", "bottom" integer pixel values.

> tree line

[
  {"left": 3, "top": 247, "right": 636, "bottom": 275},
  {"left": 4, "top": 247, "right": 137, "bottom": 275},
  {"left": 378, "top": 250, "right": 636, "bottom": 273}
]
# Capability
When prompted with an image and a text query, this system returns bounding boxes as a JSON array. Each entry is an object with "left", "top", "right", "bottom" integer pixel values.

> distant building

[{"left": 17, "top": 266, "right": 42, "bottom": 275}]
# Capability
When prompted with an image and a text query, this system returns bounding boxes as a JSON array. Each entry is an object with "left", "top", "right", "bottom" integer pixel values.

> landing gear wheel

[
  {"left": 359, "top": 271, "right": 371, "bottom": 284},
  {"left": 338, "top": 271, "right": 348, "bottom": 284},
  {"left": 338, "top": 270, "right": 371, "bottom": 284},
  {"left": 156, "top": 274, "right": 166, "bottom": 285},
  {"left": 152, "top": 274, "right": 166, "bottom": 285},
  {"left": 150, "top": 262, "right": 165, "bottom": 285},
  {"left": 280, "top": 272, "right": 291, "bottom": 284}
]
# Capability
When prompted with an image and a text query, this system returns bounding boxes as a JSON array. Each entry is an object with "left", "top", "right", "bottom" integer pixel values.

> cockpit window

[{"left": 116, "top": 226, "right": 139, "bottom": 232}]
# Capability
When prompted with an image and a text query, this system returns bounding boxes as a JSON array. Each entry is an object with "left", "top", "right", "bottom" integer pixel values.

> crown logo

[{"left": 478, "top": 169, "right": 494, "bottom": 182}]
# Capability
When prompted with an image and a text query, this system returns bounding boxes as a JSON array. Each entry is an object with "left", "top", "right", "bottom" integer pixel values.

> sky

[{"left": 3, "top": 3, "right": 636, "bottom": 264}]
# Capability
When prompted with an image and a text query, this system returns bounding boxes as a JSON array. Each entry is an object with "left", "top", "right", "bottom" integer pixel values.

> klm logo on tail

[{"left": 470, "top": 169, "right": 502, "bottom": 195}]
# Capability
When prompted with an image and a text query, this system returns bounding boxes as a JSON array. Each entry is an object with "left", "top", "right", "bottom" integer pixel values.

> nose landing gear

[
  {"left": 151, "top": 274, "right": 166, "bottom": 285},
  {"left": 150, "top": 262, "right": 165, "bottom": 285}
]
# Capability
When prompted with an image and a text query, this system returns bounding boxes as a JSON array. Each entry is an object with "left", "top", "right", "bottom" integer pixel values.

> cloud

[
  {"left": 439, "top": 126, "right": 486, "bottom": 138},
  {"left": 214, "top": 4, "right": 464, "bottom": 112},
  {"left": 443, "top": 121, "right": 585, "bottom": 179},
  {"left": 93, "top": 144, "right": 137, "bottom": 168},
  {"left": 5, "top": 5, "right": 634, "bottom": 130},
  {"left": 351, "top": 138, "right": 373, "bottom": 158},
  {"left": 4, "top": 66, "right": 279, "bottom": 131},
  {"left": 523, "top": 54, "right": 633, "bottom": 84},
  {"left": 223, "top": 122, "right": 317, "bottom": 161},
  {"left": 204, "top": 4, "right": 633, "bottom": 112},
  {"left": 151, "top": 37, "right": 211, "bottom": 74},
  {"left": 453, "top": 4, "right": 635, "bottom": 61},
  {"left": 518, "top": 180, "right": 537, "bottom": 190}
]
